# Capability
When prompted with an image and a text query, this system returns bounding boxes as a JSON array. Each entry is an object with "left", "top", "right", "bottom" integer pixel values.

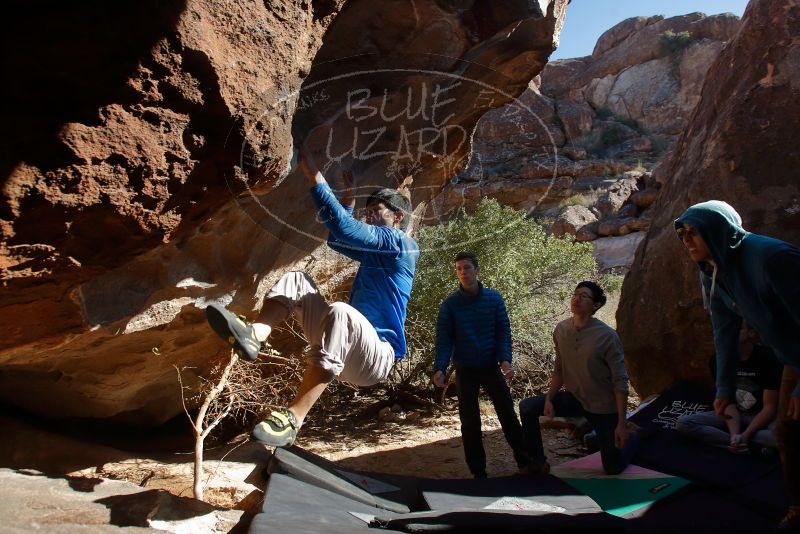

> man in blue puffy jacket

[
  {"left": 206, "top": 144, "right": 418, "bottom": 448},
  {"left": 675, "top": 200, "right": 800, "bottom": 529},
  {"left": 433, "top": 251, "right": 531, "bottom": 478}
]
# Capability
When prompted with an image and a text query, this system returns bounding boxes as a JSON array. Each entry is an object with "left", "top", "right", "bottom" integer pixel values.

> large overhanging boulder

[
  {"left": 617, "top": 0, "right": 800, "bottom": 397},
  {"left": 0, "top": 0, "right": 568, "bottom": 424}
]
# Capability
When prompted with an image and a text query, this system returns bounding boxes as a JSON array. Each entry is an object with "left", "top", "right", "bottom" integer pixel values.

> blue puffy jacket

[{"left": 434, "top": 283, "right": 512, "bottom": 372}]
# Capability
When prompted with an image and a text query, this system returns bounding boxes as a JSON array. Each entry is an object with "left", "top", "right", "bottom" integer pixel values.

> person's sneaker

[
  {"left": 778, "top": 506, "right": 800, "bottom": 531},
  {"left": 519, "top": 461, "right": 550, "bottom": 476},
  {"left": 251, "top": 409, "right": 299, "bottom": 447},
  {"left": 205, "top": 303, "right": 264, "bottom": 361}
]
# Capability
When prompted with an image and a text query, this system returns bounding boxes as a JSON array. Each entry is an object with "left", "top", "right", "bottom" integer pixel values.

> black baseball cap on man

[{"left": 366, "top": 188, "right": 412, "bottom": 231}]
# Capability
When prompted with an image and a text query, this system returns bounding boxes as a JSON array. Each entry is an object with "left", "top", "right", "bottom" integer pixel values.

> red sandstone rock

[
  {"left": 551, "top": 205, "right": 598, "bottom": 237},
  {"left": 0, "top": 0, "right": 569, "bottom": 423},
  {"left": 617, "top": 0, "right": 800, "bottom": 397}
]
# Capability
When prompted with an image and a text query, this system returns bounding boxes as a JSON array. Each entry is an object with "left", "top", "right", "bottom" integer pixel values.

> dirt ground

[
  {"left": 72, "top": 405, "right": 585, "bottom": 516},
  {"left": 297, "top": 395, "right": 587, "bottom": 480},
  {"left": 23, "top": 388, "right": 597, "bottom": 515}
]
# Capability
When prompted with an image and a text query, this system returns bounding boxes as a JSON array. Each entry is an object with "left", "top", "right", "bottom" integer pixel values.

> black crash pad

[
  {"left": 624, "top": 486, "right": 780, "bottom": 533},
  {"left": 267, "top": 445, "right": 420, "bottom": 513},
  {"left": 629, "top": 381, "right": 780, "bottom": 489},
  {"left": 368, "top": 508, "right": 627, "bottom": 532},
  {"left": 254, "top": 472, "right": 404, "bottom": 533},
  {"left": 729, "top": 466, "right": 789, "bottom": 521}
]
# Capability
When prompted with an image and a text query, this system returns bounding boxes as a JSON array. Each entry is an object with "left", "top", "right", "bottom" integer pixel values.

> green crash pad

[{"left": 552, "top": 452, "right": 691, "bottom": 517}]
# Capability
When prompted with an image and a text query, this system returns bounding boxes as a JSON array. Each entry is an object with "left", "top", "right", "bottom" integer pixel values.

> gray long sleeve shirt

[{"left": 553, "top": 317, "right": 629, "bottom": 414}]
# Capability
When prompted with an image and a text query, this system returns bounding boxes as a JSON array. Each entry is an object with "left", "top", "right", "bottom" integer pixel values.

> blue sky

[{"left": 551, "top": 0, "right": 750, "bottom": 60}]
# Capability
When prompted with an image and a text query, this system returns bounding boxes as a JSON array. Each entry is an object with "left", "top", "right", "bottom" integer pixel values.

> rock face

[
  {"left": 543, "top": 13, "right": 740, "bottom": 135},
  {"left": 0, "top": 1, "right": 568, "bottom": 423},
  {"left": 0, "top": 468, "right": 244, "bottom": 533},
  {"left": 591, "top": 233, "right": 646, "bottom": 273},
  {"left": 426, "top": 12, "right": 739, "bottom": 224},
  {"left": 617, "top": 0, "right": 800, "bottom": 397},
  {"left": 0, "top": 412, "right": 270, "bottom": 514},
  {"left": 551, "top": 205, "right": 597, "bottom": 238},
  {"left": 1, "top": 0, "right": 340, "bottom": 423}
]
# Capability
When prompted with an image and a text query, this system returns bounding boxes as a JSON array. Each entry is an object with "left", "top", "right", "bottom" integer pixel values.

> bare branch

[{"left": 174, "top": 364, "right": 197, "bottom": 433}]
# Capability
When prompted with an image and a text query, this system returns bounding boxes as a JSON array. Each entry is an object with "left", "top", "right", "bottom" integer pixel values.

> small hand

[
  {"left": 614, "top": 422, "right": 629, "bottom": 449},
  {"left": 543, "top": 397, "right": 554, "bottom": 418},
  {"left": 714, "top": 398, "right": 732, "bottom": 418},
  {"left": 500, "top": 361, "right": 514, "bottom": 382},
  {"left": 728, "top": 433, "right": 748, "bottom": 454},
  {"left": 297, "top": 141, "right": 325, "bottom": 186},
  {"left": 340, "top": 169, "right": 355, "bottom": 208},
  {"left": 432, "top": 370, "right": 446, "bottom": 388}
]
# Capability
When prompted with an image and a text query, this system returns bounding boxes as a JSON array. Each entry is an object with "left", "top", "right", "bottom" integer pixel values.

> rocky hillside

[
  {"left": 542, "top": 12, "right": 740, "bottom": 136},
  {"left": 617, "top": 0, "right": 800, "bottom": 396},
  {"left": 427, "top": 12, "right": 740, "bottom": 269},
  {"left": 0, "top": 0, "right": 568, "bottom": 423}
]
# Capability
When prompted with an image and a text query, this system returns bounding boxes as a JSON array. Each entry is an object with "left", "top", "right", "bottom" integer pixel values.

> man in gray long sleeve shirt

[
  {"left": 519, "top": 281, "right": 640, "bottom": 475},
  {"left": 553, "top": 313, "right": 629, "bottom": 415}
]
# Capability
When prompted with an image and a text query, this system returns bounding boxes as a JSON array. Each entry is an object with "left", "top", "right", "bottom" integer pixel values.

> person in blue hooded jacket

[
  {"left": 205, "top": 143, "right": 419, "bottom": 448},
  {"left": 675, "top": 200, "right": 800, "bottom": 528}
]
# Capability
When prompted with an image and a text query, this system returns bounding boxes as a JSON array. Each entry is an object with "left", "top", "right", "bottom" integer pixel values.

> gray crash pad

[
  {"left": 253, "top": 473, "right": 403, "bottom": 533},
  {"left": 267, "top": 446, "right": 417, "bottom": 513}
]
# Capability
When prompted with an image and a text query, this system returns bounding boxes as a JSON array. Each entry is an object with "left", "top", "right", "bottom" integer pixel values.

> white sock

[{"left": 252, "top": 323, "right": 271, "bottom": 343}]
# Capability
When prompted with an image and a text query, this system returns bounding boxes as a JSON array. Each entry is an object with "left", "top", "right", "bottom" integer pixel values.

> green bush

[
  {"left": 659, "top": 30, "right": 696, "bottom": 56},
  {"left": 575, "top": 123, "right": 631, "bottom": 158},
  {"left": 600, "top": 123, "right": 628, "bottom": 148},
  {"left": 394, "top": 199, "right": 600, "bottom": 396},
  {"left": 618, "top": 115, "right": 640, "bottom": 130},
  {"left": 650, "top": 134, "right": 671, "bottom": 156},
  {"left": 594, "top": 106, "right": 640, "bottom": 130},
  {"left": 595, "top": 106, "right": 613, "bottom": 120},
  {"left": 558, "top": 189, "right": 599, "bottom": 209}
]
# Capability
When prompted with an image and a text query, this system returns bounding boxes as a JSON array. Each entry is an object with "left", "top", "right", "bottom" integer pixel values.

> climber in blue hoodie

[
  {"left": 675, "top": 200, "right": 800, "bottom": 528},
  {"left": 206, "top": 142, "right": 418, "bottom": 448}
]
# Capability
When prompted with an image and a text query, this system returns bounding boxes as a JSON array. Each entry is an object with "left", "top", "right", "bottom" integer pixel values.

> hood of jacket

[{"left": 674, "top": 200, "right": 748, "bottom": 273}]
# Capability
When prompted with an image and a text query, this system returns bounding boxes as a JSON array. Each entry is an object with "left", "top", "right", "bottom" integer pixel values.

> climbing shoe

[
  {"left": 251, "top": 409, "right": 299, "bottom": 447},
  {"left": 205, "top": 303, "right": 263, "bottom": 361}
]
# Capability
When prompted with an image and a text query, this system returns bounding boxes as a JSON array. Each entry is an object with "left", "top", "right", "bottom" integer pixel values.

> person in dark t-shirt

[{"left": 677, "top": 325, "right": 782, "bottom": 452}]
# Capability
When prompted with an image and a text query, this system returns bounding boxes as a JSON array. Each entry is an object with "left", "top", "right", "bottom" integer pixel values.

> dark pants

[
  {"left": 456, "top": 365, "right": 529, "bottom": 476},
  {"left": 777, "top": 366, "right": 800, "bottom": 508},
  {"left": 519, "top": 390, "right": 639, "bottom": 475}
]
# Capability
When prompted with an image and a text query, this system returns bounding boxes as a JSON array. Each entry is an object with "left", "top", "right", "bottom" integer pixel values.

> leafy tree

[
  {"left": 659, "top": 30, "right": 696, "bottom": 56},
  {"left": 395, "top": 199, "right": 600, "bottom": 396}
]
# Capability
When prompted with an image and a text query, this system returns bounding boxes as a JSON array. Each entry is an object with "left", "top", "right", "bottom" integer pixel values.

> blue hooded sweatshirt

[
  {"left": 310, "top": 182, "right": 419, "bottom": 358},
  {"left": 675, "top": 200, "right": 800, "bottom": 398}
]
